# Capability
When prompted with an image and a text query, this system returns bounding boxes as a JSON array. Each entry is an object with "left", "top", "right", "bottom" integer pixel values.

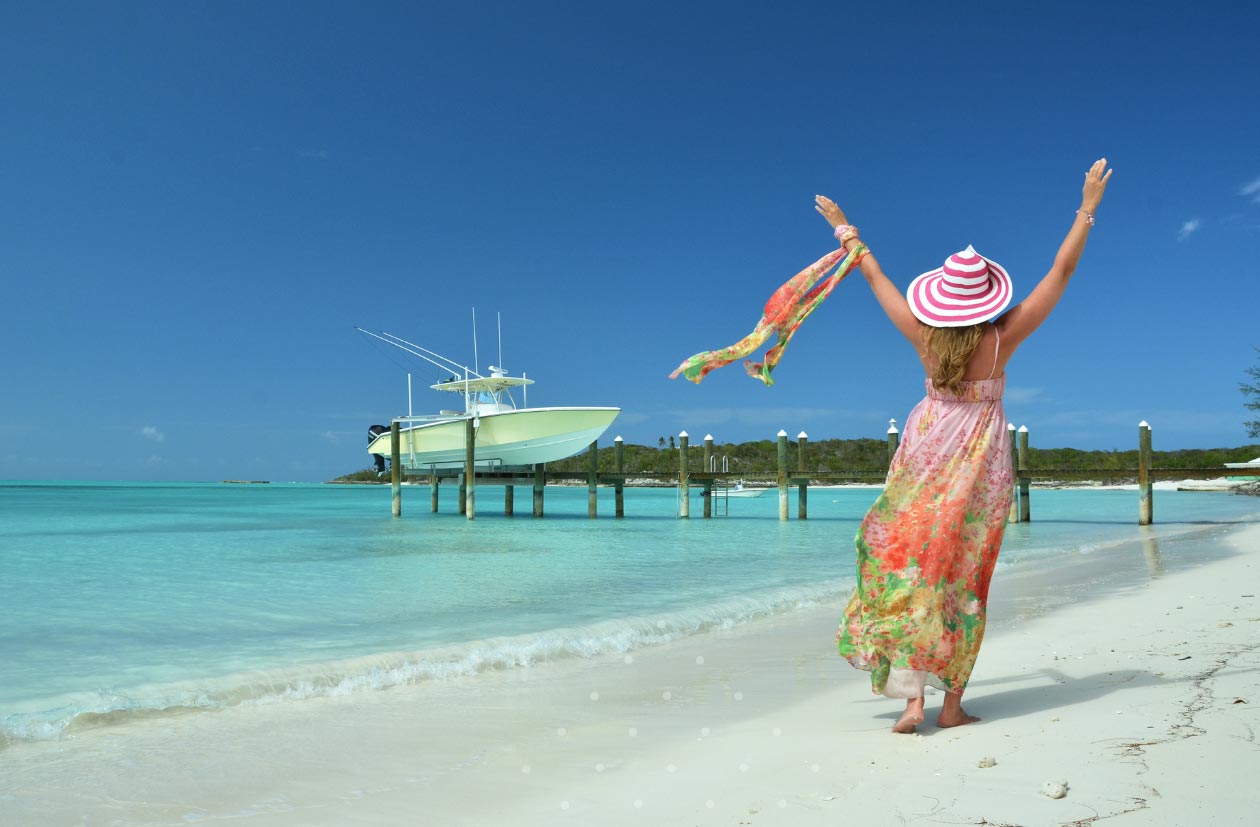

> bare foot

[
  {"left": 892, "top": 698, "right": 925, "bottom": 734},
  {"left": 936, "top": 708, "right": 981, "bottom": 728}
]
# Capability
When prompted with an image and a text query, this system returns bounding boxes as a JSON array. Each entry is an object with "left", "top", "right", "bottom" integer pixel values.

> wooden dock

[{"left": 386, "top": 420, "right": 1243, "bottom": 525}]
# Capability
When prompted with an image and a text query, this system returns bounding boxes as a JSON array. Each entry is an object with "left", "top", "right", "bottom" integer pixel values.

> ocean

[{"left": 2, "top": 480, "right": 1257, "bottom": 746}]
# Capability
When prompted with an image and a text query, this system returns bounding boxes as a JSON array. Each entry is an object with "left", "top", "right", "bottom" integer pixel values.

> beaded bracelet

[{"left": 1076, "top": 208, "right": 1095, "bottom": 226}]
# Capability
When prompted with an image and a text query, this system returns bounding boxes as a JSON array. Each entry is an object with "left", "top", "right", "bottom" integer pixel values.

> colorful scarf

[{"left": 670, "top": 244, "right": 868, "bottom": 386}]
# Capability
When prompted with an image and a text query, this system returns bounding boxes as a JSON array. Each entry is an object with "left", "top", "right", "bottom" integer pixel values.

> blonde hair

[{"left": 922, "top": 323, "right": 987, "bottom": 395}]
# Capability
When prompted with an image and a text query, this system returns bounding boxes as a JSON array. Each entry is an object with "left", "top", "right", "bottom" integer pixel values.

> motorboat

[
  {"left": 724, "top": 480, "right": 766, "bottom": 498},
  {"left": 362, "top": 329, "right": 619, "bottom": 472}
]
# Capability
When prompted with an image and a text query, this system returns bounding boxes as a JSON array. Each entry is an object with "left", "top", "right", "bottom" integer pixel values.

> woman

[{"left": 817, "top": 159, "right": 1113, "bottom": 733}]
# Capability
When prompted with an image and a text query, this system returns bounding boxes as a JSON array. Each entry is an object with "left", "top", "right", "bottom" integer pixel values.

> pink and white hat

[{"left": 906, "top": 245, "right": 1013, "bottom": 327}]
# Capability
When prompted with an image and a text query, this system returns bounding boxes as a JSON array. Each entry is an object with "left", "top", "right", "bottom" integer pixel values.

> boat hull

[
  {"left": 725, "top": 489, "right": 766, "bottom": 498},
  {"left": 367, "top": 407, "right": 620, "bottom": 469}
]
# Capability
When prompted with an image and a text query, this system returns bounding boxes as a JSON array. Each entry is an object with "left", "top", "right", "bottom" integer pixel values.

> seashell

[{"left": 1041, "top": 780, "right": 1069, "bottom": 799}]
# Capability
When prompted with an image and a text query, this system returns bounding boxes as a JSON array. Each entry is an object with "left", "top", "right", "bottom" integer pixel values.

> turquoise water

[{"left": 2, "top": 480, "right": 1257, "bottom": 743}]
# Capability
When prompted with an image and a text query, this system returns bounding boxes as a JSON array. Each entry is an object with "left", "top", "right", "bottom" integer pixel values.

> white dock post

[
  {"left": 886, "top": 419, "right": 899, "bottom": 466},
  {"left": 703, "top": 434, "right": 714, "bottom": 519},
  {"left": 1139, "top": 421, "right": 1153, "bottom": 525},
  {"left": 614, "top": 436, "right": 625, "bottom": 518},
  {"left": 1007, "top": 423, "right": 1019, "bottom": 523},
  {"left": 391, "top": 422, "right": 402, "bottom": 517},
  {"left": 797, "top": 431, "right": 809, "bottom": 520},
  {"left": 1017, "top": 425, "right": 1030, "bottom": 522},
  {"left": 465, "top": 417, "right": 476, "bottom": 520},
  {"left": 678, "top": 431, "right": 690, "bottom": 519},
  {"left": 777, "top": 430, "right": 789, "bottom": 521}
]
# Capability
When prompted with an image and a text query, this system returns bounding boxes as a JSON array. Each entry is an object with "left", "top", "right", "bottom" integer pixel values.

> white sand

[{"left": 4, "top": 523, "right": 1259, "bottom": 826}]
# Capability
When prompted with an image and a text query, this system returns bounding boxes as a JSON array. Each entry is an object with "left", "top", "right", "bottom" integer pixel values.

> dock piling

[
  {"left": 464, "top": 418, "right": 476, "bottom": 520},
  {"left": 797, "top": 431, "right": 809, "bottom": 520},
  {"left": 532, "top": 464, "right": 544, "bottom": 517},
  {"left": 703, "top": 435, "right": 714, "bottom": 518},
  {"left": 777, "top": 430, "right": 789, "bottom": 521},
  {"left": 678, "top": 431, "right": 690, "bottom": 519},
  {"left": 614, "top": 436, "right": 625, "bottom": 518},
  {"left": 1017, "top": 425, "right": 1030, "bottom": 522},
  {"left": 1007, "top": 423, "right": 1018, "bottom": 523},
  {"left": 391, "top": 422, "right": 402, "bottom": 517},
  {"left": 587, "top": 439, "right": 598, "bottom": 518},
  {"left": 1139, "top": 421, "right": 1153, "bottom": 525}
]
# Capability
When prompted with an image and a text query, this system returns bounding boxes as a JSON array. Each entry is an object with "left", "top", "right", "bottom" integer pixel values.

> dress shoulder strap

[{"left": 987, "top": 325, "right": 1001, "bottom": 380}]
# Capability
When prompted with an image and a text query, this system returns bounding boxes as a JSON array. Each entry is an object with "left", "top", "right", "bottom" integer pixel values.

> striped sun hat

[{"left": 906, "top": 245, "right": 1013, "bottom": 327}]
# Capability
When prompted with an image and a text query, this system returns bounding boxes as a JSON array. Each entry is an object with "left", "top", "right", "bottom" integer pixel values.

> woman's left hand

[{"left": 814, "top": 195, "right": 848, "bottom": 229}]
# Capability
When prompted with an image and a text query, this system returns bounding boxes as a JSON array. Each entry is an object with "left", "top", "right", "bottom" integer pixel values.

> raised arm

[
  {"left": 814, "top": 194, "right": 922, "bottom": 345},
  {"left": 997, "top": 158, "right": 1113, "bottom": 348}
]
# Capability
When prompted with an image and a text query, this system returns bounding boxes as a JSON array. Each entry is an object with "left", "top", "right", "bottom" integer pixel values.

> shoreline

[
  {"left": 4, "top": 519, "right": 1258, "bottom": 824},
  {"left": 330, "top": 475, "right": 1259, "bottom": 492}
]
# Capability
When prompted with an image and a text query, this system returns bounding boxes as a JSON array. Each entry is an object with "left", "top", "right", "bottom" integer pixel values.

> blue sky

[{"left": 2, "top": 1, "right": 1258, "bottom": 482}]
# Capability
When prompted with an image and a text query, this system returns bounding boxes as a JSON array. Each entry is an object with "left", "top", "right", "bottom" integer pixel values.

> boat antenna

[
  {"left": 472, "top": 307, "right": 479, "bottom": 375},
  {"left": 497, "top": 312, "right": 503, "bottom": 373}
]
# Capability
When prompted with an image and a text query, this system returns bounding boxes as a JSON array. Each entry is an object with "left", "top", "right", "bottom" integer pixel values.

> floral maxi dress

[{"left": 837, "top": 376, "right": 1013, "bottom": 698}]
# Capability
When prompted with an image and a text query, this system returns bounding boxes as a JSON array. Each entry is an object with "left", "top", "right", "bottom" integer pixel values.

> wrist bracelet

[
  {"left": 1076, "top": 209, "right": 1095, "bottom": 226},
  {"left": 834, "top": 224, "right": 854, "bottom": 241}
]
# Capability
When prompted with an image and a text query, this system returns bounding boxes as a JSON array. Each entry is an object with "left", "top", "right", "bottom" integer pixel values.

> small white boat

[
  {"left": 362, "top": 329, "right": 619, "bottom": 471},
  {"left": 724, "top": 481, "right": 766, "bottom": 498}
]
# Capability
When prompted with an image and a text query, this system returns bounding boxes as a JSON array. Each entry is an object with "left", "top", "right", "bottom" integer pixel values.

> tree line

[
  {"left": 332, "top": 439, "right": 1260, "bottom": 482},
  {"left": 545, "top": 439, "right": 1260, "bottom": 477}
]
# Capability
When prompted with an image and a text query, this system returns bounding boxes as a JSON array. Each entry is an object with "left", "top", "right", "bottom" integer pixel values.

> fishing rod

[{"left": 354, "top": 328, "right": 484, "bottom": 380}]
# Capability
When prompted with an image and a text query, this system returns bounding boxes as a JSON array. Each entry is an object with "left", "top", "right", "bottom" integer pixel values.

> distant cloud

[
  {"left": 666, "top": 406, "right": 845, "bottom": 431},
  {"left": 299, "top": 148, "right": 330, "bottom": 160},
  {"left": 145, "top": 455, "right": 164, "bottom": 466},
  {"left": 1240, "top": 176, "right": 1260, "bottom": 204},
  {"left": 141, "top": 425, "right": 165, "bottom": 442},
  {"left": 322, "top": 430, "right": 339, "bottom": 445},
  {"left": 1036, "top": 407, "right": 1241, "bottom": 434},
  {"left": 1177, "top": 218, "right": 1201, "bottom": 242},
  {"left": 612, "top": 412, "right": 651, "bottom": 427},
  {"left": 1003, "top": 386, "right": 1044, "bottom": 405}
]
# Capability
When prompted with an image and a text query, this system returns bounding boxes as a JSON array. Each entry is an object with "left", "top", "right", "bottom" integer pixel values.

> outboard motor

[{"left": 368, "top": 424, "right": 390, "bottom": 474}]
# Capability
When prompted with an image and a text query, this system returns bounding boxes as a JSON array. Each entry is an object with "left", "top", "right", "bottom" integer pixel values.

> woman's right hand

[
  {"left": 814, "top": 194, "right": 849, "bottom": 229},
  {"left": 1081, "top": 158, "right": 1113, "bottom": 212}
]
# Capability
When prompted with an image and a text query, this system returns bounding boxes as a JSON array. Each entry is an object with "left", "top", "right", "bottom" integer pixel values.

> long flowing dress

[{"left": 836, "top": 375, "right": 1013, "bottom": 698}]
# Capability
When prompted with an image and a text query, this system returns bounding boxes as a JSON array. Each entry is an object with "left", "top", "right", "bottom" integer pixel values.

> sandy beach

[{"left": 5, "top": 519, "right": 1259, "bottom": 826}]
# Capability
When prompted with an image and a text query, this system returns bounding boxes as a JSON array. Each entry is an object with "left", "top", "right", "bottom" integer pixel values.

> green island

[{"left": 329, "top": 439, "right": 1260, "bottom": 485}]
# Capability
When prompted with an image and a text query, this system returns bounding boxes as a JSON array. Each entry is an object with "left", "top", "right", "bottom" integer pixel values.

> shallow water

[{"left": 2, "top": 480, "right": 1256, "bottom": 742}]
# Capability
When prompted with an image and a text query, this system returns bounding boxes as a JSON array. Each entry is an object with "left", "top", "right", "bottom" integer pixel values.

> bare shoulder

[{"left": 994, "top": 306, "right": 1028, "bottom": 343}]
